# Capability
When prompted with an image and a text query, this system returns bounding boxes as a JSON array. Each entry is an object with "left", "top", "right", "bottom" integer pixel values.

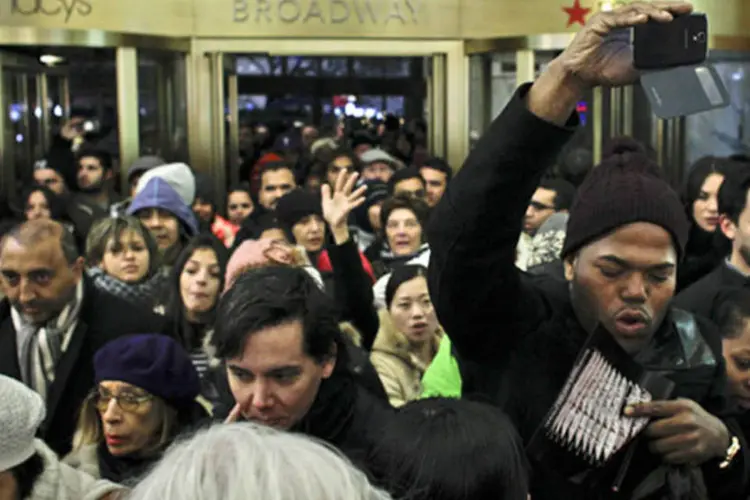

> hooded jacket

[
  {"left": 370, "top": 309, "right": 442, "bottom": 407},
  {"left": 127, "top": 177, "right": 198, "bottom": 236},
  {"left": 134, "top": 163, "right": 195, "bottom": 207}
]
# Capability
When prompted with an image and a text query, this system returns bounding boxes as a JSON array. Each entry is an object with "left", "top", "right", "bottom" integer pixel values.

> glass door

[
  {"left": 0, "top": 52, "right": 69, "bottom": 200},
  {"left": 190, "top": 40, "right": 466, "bottom": 183},
  {"left": 220, "top": 53, "right": 431, "bottom": 181},
  {"left": 138, "top": 50, "right": 189, "bottom": 163},
  {"left": 3, "top": 70, "right": 33, "bottom": 199}
]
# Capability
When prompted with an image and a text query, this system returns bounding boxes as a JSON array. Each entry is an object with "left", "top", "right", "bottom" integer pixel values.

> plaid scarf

[
  {"left": 12, "top": 281, "right": 84, "bottom": 401},
  {"left": 87, "top": 267, "right": 166, "bottom": 310}
]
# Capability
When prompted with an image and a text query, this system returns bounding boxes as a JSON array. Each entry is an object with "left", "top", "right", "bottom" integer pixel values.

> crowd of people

[{"left": 2, "top": 2, "right": 750, "bottom": 499}]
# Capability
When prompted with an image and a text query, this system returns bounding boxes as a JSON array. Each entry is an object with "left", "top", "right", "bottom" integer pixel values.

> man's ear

[
  {"left": 719, "top": 214, "right": 737, "bottom": 241},
  {"left": 563, "top": 254, "right": 576, "bottom": 282},
  {"left": 321, "top": 341, "right": 337, "bottom": 379},
  {"left": 105, "top": 169, "right": 113, "bottom": 181}
]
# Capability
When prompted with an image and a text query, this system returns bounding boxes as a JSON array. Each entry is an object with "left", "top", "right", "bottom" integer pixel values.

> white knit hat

[{"left": 0, "top": 375, "right": 46, "bottom": 472}]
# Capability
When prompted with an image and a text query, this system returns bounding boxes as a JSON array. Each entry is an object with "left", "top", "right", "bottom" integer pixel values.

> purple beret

[{"left": 94, "top": 334, "right": 200, "bottom": 406}]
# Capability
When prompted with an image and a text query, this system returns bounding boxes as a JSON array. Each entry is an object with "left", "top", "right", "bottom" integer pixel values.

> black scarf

[
  {"left": 96, "top": 441, "right": 163, "bottom": 485},
  {"left": 293, "top": 372, "right": 357, "bottom": 443}
]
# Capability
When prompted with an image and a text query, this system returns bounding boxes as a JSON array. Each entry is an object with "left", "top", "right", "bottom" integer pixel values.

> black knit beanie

[
  {"left": 274, "top": 189, "right": 323, "bottom": 231},
  {"left": 561, "top": 140, "right": 689, "bottom": 260}
]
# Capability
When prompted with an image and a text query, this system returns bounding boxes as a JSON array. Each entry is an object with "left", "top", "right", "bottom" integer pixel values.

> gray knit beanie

[{"left": 0, "top": 375, "right": 45, "bottom": 472}]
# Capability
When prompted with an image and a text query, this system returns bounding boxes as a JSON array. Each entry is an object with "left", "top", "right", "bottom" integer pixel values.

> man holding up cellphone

[{"left": 428, "top": 2, "right": 746, "bottom": 498}]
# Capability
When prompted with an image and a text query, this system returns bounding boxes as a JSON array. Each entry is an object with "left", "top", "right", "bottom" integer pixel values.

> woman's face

[
  {"left": 227, "top": 191, "right": 254, "bottom": 225},
  {"left": 192, "top": 197, "right": 214, "bottom": 223},
  {"left": 385, "top": 208, "right": 422, "bottom": 256},
  {"left": 327, "top": 155, "right": 356, "bottom": 188},
  {"left": 723, "top": 321, "right": 750, "bottom": 410},
  {"left": 692, "top": 173, "right": 724, "bottom": 232},
  {"left": 97, "top": 380, "right": 161, "bottom": 457},
  {"left": 25, "top": 191, "right": 51, "bottom": 221},
  {"left": 180, "top": 248, "right": 221, "bottom": 321},
  {"left": 292, "top": 215, "right": 325, "bottom": 253},
  {"left": 100, "top": 230, "right": 150, "bottom": 283},
  {"left": 388, "top": 276, "right": 437, "bottom": 344}
]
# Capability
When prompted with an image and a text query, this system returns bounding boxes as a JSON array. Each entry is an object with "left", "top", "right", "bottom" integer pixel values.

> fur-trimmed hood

[{"left": 372, "top": 309, "right": 442, "bottom": 368}]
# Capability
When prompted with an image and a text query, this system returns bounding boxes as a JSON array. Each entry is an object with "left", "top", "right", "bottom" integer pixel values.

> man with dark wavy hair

[{"left": 213, "top": 266, "right": 393, "bottom": 466}]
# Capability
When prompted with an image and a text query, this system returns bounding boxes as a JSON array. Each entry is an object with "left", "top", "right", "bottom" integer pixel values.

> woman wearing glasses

[{"left": 64, "top": 334, "right": 209, "bottom": 483}]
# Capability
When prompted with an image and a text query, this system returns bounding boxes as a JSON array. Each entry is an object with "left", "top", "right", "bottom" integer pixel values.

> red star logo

[{"left": 563, "top": 0, "right": 591, "bottom": 27}]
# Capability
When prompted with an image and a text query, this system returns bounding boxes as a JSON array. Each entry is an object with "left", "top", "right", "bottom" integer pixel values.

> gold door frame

[
  {"left": 0, "top": 28, "right": 190, "bottom": 51},
  {"left": 187, "top": 39, "right": 468, "bottom": 192}
]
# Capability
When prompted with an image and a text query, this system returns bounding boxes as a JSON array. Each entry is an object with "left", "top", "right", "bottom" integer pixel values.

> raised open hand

[
  {"left": 559, "top": 2, "right": 694, "bottom": 89},
  {"left": 321, "top": 171, "right": 367, "bottom": 230}
]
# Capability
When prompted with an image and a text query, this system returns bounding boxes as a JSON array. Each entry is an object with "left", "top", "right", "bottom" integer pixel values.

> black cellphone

[{"left": 633, "top": 13, "right": 708, "bottom": 70}]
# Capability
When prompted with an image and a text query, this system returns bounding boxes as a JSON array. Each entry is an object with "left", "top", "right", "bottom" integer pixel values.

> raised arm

[
  {"left": 326, "top": 239, "right": 379, "bottom": 349},
  {"left": 322, "top": 172, "right": 379, "bottom": 349},
  {"left": 427, "top": 1, "right": 694, "bottom": 363},
  {"left": 426, "top": 72, "right": 578, "bottom": 362}
]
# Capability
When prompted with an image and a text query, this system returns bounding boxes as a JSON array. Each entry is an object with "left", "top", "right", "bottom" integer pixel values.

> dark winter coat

[
  {"left": 427, "top": 84, "right": 748, "bottom": 499},
  {"left": 674, "top": 261, "right": 750, "bottom": 322}
]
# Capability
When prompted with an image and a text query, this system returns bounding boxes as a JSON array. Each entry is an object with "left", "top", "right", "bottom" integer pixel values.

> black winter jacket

[
  {"left": 674, "top": 262, "right": 750, "bottom": 322},
  {"left": 427, "top": 85, "right": 748, "bottom": 499}
]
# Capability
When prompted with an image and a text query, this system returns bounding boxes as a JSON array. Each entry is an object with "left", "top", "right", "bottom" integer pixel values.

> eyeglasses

[{"left": 93, "top": 390, "right": 153, "bottom": 413}]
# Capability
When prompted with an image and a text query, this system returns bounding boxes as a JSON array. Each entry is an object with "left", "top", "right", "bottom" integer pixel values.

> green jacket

[{"left": 420, "top": 335, "right": 462, "bottom": 399}]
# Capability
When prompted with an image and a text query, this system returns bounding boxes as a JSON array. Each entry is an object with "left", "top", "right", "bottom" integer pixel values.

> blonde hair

[{"left": 72, "top": 391, "right": 179, "bottom": 456}]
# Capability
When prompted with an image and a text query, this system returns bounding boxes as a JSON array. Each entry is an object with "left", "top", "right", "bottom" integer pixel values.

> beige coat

[
  {"left": 370, "top": 310, "right": 441, "bottom": 407},
  {"left": 32, "top": 440, "right": 123, "bottom": 500},
  {"left": 63, "top": 443, "right": 101, "bottom": 479}
]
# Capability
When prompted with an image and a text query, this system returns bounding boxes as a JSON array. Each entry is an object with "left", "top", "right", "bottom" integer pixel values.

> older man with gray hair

[{"left": 127, "top": 423, "right": 391, "bottom": 500}]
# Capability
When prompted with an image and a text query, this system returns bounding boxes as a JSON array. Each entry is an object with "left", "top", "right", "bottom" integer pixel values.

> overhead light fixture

[{"left": 39, "top": 54, "right": 64, "bottom": 66}]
